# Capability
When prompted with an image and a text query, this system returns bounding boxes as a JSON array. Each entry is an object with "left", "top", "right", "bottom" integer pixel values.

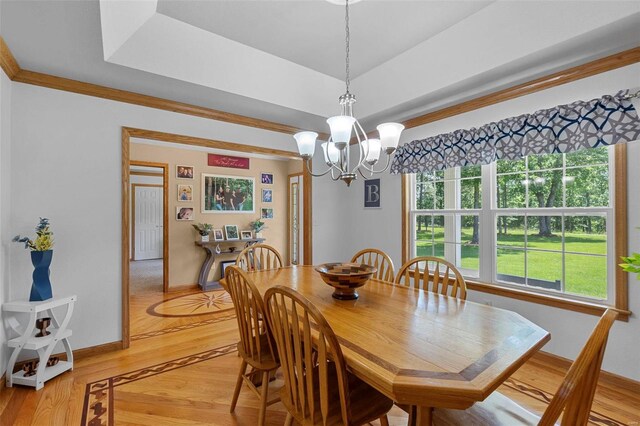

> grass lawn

[{"left": 415, "top": 227, "right": 607, "bottom": 299}]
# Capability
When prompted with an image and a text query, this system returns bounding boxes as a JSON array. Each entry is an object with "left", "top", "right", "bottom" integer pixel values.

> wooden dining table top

[{"left": 223, "top": 265, "right": 551, "bottom": 411}]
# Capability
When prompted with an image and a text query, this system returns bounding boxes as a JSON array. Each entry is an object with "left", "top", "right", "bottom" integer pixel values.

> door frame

[
  {"left": 129, "top": 162, "right": 169, "bottom": 295},
  {"left": 287, "top": 172, "right": 303, "bottom": 266},
  {"left": 121, "top": 127, "right": 311, "bottom": 348},
  {"left": 131, "top": 183, "right": 164, "bottom": 263}
]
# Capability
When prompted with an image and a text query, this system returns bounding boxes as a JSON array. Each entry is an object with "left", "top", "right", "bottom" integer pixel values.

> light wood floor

[{"left": 2, "top": 288, "right": 639, "bottom": 425}]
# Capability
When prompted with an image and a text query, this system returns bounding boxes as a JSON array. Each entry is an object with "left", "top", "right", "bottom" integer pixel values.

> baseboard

[
  {"left": 534, "top": 350, "right": 640, "bottom": 394},
  {"left": 11, "top": 340, "right": 123, "bottom": 373},
  {"left": 168, "top": 283, "right": 200, "bottom": 292}
]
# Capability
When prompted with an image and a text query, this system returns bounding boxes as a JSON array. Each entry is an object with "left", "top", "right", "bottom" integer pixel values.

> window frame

[{"left": 402, "top": 144, "right": 630, "bottom": 321}]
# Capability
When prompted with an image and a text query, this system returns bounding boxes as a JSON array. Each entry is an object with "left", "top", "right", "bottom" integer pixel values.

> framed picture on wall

[
  {"left": 178, "top": 184, "right": 193, "bottom": 202},
  {"left": 262, "top": 188, "right": 273, "bottom": 203},
  {"left": 220, "top": 260, "right": 236, "bottom": 279},
  {"left": 202, "top": 174, "right": 255, "bottom": 213},
  {"left": 261, "top": 208, "right": 274, "bottom": 219},
  {"left": 261, "top": 172, "right": 274, "bottom": 185},
  {"left": 176, "top": 207, "right": 194, "bottom": 221},
  {"left": 176, "top": 165, "right": 194, "bottom": 179},
  {"left": 213, "top": 228, "right": 224, "bottom": 241},
  {"left": 224, "top": 225, "right": 240, "bottom": 240},
  {"left": 240, "top": 230, "right": 253, "bottom": 240}
]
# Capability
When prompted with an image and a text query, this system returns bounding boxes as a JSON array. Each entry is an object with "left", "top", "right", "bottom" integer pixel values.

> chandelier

[{"left": 293, "top": 0, "right": 404, "bottom": 186}]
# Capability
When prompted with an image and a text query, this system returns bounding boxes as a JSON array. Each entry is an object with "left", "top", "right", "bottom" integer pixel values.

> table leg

[
  {"left": 197, "top": 246, "right": 215, "bottom": 289},
  {"left": 408, "top": 406, "right": 433, "bottom": 426}
]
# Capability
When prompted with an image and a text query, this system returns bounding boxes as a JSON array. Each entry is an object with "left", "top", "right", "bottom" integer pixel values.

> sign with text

[
  {"left": 208, "top": 154, "right": 250, "bottom": 170},
  {"left": 364, "top": 179, "right": 381, "bottom": 208}
]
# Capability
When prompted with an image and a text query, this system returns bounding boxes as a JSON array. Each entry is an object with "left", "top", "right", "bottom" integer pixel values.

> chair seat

[
  {"left": 433, "top": 391, "right": 545, "bottom": 426},
  {"left": 237, "top": 334, "right": 279, "bottom": 371},
  {"left": 282, "top": 362, "right": 393, "bottom": 426}
]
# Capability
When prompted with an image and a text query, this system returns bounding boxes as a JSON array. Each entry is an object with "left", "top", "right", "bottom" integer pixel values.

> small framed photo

[
  {"left": 262, "top": 188, "right": 273, "bottom": 203},
  {"left": 176, "top": 207, "right": 194, "bottom": 221},
  {"left": 177, "top": 165, "right": 194, "bottom": 179},
  {"left": 261, "top": 208, "right": 274, "bottom": 219},
  {"left": 213, "top": 228, "right": 225, "bottom": 241},
  {"left": 224, "top": 225, "right": 240, "bottom": 240},
  {"left": 261, "top": 172, "right": 274, "bottom": 185},
  {"left": 220, "top": 260, "right": 235, "bottom": 279},
  {"left": 178, "top": 184, "right": 193, "bottom": 202},
  {"left": 240, "top": 230, "right": 253, "bottom": 240}
]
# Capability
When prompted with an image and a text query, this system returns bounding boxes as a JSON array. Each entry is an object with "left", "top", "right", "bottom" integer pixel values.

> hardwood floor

[{"left": 2, "top": 287, "right": 639, "bottom": 425}]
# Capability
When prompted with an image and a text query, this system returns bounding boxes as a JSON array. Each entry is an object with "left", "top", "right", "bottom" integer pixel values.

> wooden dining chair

[
  {"left": 351, "top": 248, "right": 395, "bottom": 283},
  {"left": 432, "top": 309, "right": 619, "bottom": 425},
  {"left": 264, "top": 286, "right": 393, "bottom": 426},
  {"left": 225, "top": 266, "right": 280, "bottom": 426},
  {"left": 236, "top": 244, "right": 283, "bottom": 272},
  {"left": 394, "top": 256, "right": 467, "bottom": 299}
]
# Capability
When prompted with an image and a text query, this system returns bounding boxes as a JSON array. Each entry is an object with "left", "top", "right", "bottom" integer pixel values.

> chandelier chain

[{"left": 345, "top": 0, "right": 350, "bottom": 94}]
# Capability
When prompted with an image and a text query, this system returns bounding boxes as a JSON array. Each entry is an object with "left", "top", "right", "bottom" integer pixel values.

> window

[{"left": 411, "top": 146, "right": 616, "bottom": 305}]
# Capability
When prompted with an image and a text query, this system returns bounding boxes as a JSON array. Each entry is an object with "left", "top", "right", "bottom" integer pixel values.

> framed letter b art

[{"left": 364, "top": 179, "right": 381, "bottom": 208}]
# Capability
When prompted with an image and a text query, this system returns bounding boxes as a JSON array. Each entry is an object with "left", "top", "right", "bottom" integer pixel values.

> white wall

[
  {"left": 0, "top": 70, "right": 12, "bottom": 376},
  {"left": 8, "top": 82, "right": 294, "bottom": 351},
  {"left": 326, "top": 63, "right": 640, "bottom": 380}
]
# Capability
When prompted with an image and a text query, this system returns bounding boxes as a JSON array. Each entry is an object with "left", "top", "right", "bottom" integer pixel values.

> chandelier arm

[
  {"left": 350, "top": 120, "right": 367, "bottom": 174},
  {"left": 361, "top": 154, "right": 393, "bottom": 175},
  {"left": 304, "top": 158, "right": 337, "bottom": 178},
  {"left": 357, "top": 167, "right": 372, "bottom": 180}
]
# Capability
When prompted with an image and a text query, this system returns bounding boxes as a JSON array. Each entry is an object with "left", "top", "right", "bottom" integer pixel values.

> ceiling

[
  {"left": 1, "top": 1, "right": 639, "bottom": 135},
  {"left": 156, "top": 0, "right": 492, "bottom": 80}
]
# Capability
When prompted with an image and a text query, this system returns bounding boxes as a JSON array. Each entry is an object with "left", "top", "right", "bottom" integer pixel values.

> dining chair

[
  {"left": 432, "top": 309, "right": 619, "bottom": 425},
  {"left": 394, "top": 256, "right": 467, "bottom": 299},
  {"left": 350, "top": 248, "right": 395, "bottom": 283},
  {"left": 225, "top": 266, "right": 280, "bottom": 426},
  {"left": 264, "top": 286, "right": 393, "bottom": 426},
  {"left": 236, "top": 243, "right": 283, "bottom": 272}
]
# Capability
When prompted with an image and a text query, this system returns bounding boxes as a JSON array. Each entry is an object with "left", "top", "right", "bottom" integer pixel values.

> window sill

[{"left": 465, "top": 279, "right": 631, "bottom": 322}]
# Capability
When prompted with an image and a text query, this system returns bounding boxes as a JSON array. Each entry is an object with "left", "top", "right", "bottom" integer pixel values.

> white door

[{"left": 134, "top": 186, "right": 163, "bottom": 260}]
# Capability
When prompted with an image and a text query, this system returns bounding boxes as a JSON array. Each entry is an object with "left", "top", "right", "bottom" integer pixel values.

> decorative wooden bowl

[{"left": 315, "top": 263, "right": 377, "bottom": 300}]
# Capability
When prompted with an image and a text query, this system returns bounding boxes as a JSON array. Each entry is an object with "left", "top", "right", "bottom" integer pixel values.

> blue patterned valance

[{"left": 390, "top": 89, "right": 640, "bottom": 174}]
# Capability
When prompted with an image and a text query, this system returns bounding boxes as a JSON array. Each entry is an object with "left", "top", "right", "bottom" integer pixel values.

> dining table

[{"left": 222, "top": 265, "right": 551, "bottom": 426}]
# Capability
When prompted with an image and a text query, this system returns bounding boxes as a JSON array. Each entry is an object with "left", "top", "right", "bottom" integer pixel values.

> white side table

[{"left": 3, "top": 295, "right": 76, "bottom": 390}]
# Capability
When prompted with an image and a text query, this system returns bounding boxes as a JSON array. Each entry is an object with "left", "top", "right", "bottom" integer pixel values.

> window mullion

[{"left": 480, "top": 163, "right": 494, "bottom": 283}]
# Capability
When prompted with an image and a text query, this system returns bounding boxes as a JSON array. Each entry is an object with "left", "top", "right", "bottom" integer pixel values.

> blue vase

[{"left": 30, "top": 250, "right": 53, "bottom": 301}]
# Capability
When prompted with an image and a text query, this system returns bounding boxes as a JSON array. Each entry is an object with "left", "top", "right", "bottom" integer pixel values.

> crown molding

[
  {"left": 123, "top": 127, "right": 299, "bottom": 159},
  {"left": 401, "top": 46, "right": 640, "bottom": 130},
  {"left": 0, "top": 37, "right": 20, "bottom": 79},
  {"left": 0, "top": 36, "right": 329, "bottom": 140}
]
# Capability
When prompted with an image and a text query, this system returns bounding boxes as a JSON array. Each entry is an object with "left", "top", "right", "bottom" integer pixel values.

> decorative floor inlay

[
  {"left": 81, "top": 343, "right": 237, "bottom": 426},
  {"left": 79, "top": 343, "right": 627, "bottom": 426},
  {"left": 503, "top": 378, "right": 625, "bottom": 426},
  {"left": 146, "top": 289, "right": 234, "bottom": 318},
  {"left": 131, "top": 311, "right": 237, "bottom": 341}
]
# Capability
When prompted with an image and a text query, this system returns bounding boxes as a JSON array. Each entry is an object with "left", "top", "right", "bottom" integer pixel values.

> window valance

[{"left": 390, "top": 89, "right": 640, "bottom": 174}]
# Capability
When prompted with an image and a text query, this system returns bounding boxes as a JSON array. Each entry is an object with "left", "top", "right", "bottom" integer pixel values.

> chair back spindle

[
  {"left": 225, "top": 266, "right": 277, "bottom": 366},
  {"left": 539, "top": 309, "right": 619, "bottom": 426},
  {"left": 395, "top": 256, "right": 467, "bottom": 299},
  {"left": 236, "top": 244, "right": 283, "bottom": 272},
  {"left": 351, "top": 248, "right": 395, "bottom": 283},
  {"left": 265, "top": 286, "right": 352, "bottom": 425}
]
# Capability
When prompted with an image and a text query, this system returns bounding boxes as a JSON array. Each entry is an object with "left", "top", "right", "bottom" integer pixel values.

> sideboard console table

[
  {"left": 3, "top": 295, "right": 76, "bottom": 390},
  {"left": 194, "top": 239, "right": 265, "bottom": 290}
]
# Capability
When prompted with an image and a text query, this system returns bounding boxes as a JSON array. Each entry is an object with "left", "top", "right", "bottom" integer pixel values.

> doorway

[{"left": 130, "top": 162, "right": 169, "bottom": 295}]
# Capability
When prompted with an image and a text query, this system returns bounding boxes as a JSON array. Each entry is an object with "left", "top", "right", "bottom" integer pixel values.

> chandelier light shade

[
  {"left": 321, "top": 142, "right": 340, "bottom": 165},
  {"left": 362, "top": 138, "right": 381, "bottom": 164},
  {"left": 293, "top": 131, "right": 318, "bottom": 158},
  {"left": 327, "top": 115, "right": 356, "bottom": 147},
  {"left": 377, "top": 122, "right": 405, "bottom": 152},
  {"left": 292, "top": 0, "right": 404, "bottom": 186}
]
